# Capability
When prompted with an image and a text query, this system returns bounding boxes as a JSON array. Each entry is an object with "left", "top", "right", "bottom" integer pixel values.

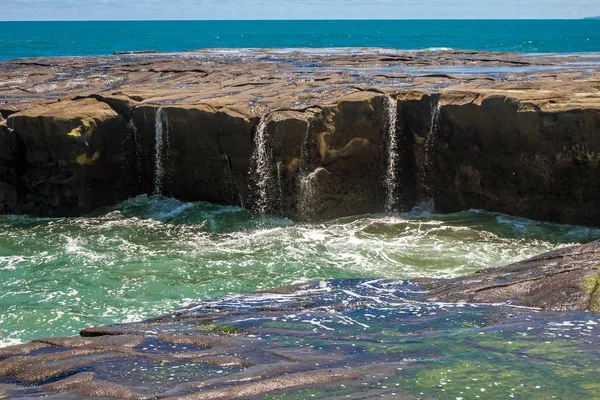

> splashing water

[
  {"left": 298, "top": 168, "right": 321, "bottom": 220},
  {"left": 1, "top": 195, "right": 599, "bottom": 345},
  {"left": 297, "top": 122, "right": 318, "bottom": 220},
  {"left": 384, "top": 95, "right": 400, "bottom": 213},
  {"left": 153, "top": 108, "right": 169, "bottom": 195},
  {"left": 251, "top": 114, "right": 275, "bottom": 214}
]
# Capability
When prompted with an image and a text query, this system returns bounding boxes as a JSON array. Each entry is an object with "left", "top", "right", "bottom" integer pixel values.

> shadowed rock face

[
  {"left": 0, "top": 50, "right": 599, "bottom": 223},
  {"left": 4, "top": 98, "right": 139, "bottom": 216},
  {"left": 434, "top": 95, "right": 600, "bottom": 225},
  {"left": 0, "top": 241, "right": 599, "bottom": 399}
]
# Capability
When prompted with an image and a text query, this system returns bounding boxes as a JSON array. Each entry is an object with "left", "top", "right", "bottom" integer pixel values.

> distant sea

[{"left": 0, "top": 20, "right": 598, "bottom": 60}]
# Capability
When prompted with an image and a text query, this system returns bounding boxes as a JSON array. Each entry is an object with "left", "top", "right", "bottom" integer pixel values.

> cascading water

[
  {"left": 384, "top": 95, "right": 400, "bottom": 213},
  {"left": 251, "top": 114, "right": 275, "bottom": 214},
  {"left": 297, "top": 122, "right": 319, "bottom": 220},
  {"left": 298, "top": 168, "right": 320, "bottom": 220},
  {"left": 421, "top": 96, "right": 441, "bottom": 205},
  {"left": 153, "top": 108, "right": 169, "bottom": 196}
]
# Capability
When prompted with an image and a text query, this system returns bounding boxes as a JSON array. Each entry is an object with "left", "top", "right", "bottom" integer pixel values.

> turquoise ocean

[{"left": 0, "top": 20, "right": 599, "bottom": 60}]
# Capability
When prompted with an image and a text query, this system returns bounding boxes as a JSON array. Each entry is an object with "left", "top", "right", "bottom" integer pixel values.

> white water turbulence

[
  {"left": 384, "top": 95, "right": 400, "bottom": 213},
  {"left": 252, "top": 114, "right": 275, "bottom": 214},
  {"left": 154, "top": 108, "right": 169, "bottom": 195},
  {"left": 421, "top": 95, "right": 441, "bottom": 203},
  {"left": 2, "top": 195, "right": 600, "bottom": 345}
]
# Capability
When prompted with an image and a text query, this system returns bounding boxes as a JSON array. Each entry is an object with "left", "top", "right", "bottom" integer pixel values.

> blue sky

[{"left": 2, "top": 0, "right": 599, "bottom": 20}]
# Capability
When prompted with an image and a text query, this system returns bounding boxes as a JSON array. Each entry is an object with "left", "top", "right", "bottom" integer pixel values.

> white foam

[{"left": 0, "top": 338, "right": 23, "bottom": 348}]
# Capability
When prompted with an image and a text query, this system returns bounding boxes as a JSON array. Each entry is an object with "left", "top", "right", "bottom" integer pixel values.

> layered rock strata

[{"left": 0, "top": 50, "right": 599, "bottom": 223}]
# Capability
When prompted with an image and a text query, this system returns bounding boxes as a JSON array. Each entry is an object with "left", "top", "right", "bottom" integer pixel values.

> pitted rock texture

[{"left": 0, "top": 50, "right": 599, "bottom": 223}]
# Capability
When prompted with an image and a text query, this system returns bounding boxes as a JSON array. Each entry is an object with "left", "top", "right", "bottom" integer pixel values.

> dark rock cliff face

[
  {"left": 3, "top": 99, "right": 139, "bottom": 216},
  {"left": 0, "top": 123, "right": 20, "bottom": 214},
  {"left": 433, "top": 94, "right": 600, "bottom": 225},
  {"left": 1, "top": 91, "right": 599, "bottom": 224}
]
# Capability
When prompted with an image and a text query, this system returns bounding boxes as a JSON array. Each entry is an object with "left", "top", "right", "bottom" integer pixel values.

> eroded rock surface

[
  {"left": 1, "top": 241, "right": 599, "bottom": 399},
  {"left": 0, "top": 50, "right": 599, "bottom": 222}
]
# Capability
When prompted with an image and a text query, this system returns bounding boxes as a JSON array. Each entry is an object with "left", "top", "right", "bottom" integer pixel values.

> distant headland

[{"left": 584, "top": 16, "right": 600, "bottom": 19}]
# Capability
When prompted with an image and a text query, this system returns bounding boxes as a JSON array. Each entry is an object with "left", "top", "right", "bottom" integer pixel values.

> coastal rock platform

[
  {"left": 0, "top": 241, "right": 599, "bottom": 399},
  {"left": 1, "top": 50, "right": 600, "bottom": 224}
]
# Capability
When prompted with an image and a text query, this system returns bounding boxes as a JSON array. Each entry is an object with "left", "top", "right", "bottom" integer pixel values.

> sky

[{"left": 2, "top": 0, "right": 599, "bottom": 21}]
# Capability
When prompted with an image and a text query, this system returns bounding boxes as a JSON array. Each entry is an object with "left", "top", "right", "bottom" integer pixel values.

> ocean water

[
  {"left": 1, "top": 195, "right": 600, "bottom": 346},
  {"left": 0, "top": 20, "right": 598, "bottom": 60}
]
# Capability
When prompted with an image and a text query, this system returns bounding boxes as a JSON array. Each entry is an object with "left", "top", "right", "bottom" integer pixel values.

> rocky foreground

[
  {"left": 0, "top": 241, "right": 599, "bottom": 399},
  {"left": 1, "top": 50, "right": 600, "bottom": 224}
]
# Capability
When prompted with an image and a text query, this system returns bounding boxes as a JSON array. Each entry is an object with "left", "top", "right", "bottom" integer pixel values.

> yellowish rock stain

[{"left": 75, "top": 151, "right": 100, "bottom": 165}]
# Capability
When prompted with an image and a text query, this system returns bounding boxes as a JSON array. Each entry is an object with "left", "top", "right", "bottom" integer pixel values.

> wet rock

[
  {"left": 41, "top": 372, "right": 141, "bottom": 399},
  {"left": 166, "top": 369, "right": 361, "bottom": 400},
  {"left": 424, "top": 240, "right": 600, "bottom": 311},
  {"left": 33, "top": 335, "right": 144, "bottom": 349},
  {"left": 0, "top": 384, "right": 16, "bottom": 399},
  {"left": 0, "top": 50, "right": 599, "bottom": 223},
  {"left": 1, "top": 242, "right": 600, "bottom": 399},
  {"left": 0, "top": 342, "right": 49, "bottom": 358}
]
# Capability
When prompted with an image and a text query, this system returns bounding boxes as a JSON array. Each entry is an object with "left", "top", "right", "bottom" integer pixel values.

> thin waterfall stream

[
  {"left": 384, "top": 95, "right": 400, "bottom": 213},
  {"left": 251, "top": 114, "right": 274, "bottom": 214},
  {"left": 421, "top": 96, "right": 441, "bottom": 205},
  {"left": 153, "top": 108, "right": 169, "bottom": 196}
]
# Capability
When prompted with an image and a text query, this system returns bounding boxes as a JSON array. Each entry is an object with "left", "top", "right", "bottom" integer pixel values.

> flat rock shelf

[{"left": 1, "top": 50, "right": 599, "bottom": 224}]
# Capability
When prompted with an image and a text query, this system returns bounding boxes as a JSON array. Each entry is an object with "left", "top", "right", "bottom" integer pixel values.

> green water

[{"left": 1, "top": 195, "right": 599, "bottom": 346}]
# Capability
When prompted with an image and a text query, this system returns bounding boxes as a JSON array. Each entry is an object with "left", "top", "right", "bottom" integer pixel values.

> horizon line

[{"left": 0, "top": 17, "right": 596, "bottom": 22}]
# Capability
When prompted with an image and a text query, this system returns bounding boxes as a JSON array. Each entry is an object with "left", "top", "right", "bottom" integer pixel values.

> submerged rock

[{"left": 1, "top": 241, "right": 599, "bottom": 399}]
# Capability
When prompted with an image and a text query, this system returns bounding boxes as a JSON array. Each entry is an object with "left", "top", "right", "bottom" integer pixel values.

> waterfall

[
  {"left": 384, "top": 95, "right": 400, "bottom": 213},
  {"left": 297, "top": 121, "right": 318, "bottom": 220},
  {"left": 421, "top": 96, "right": 441, "bottom": 202},
  {"left": 153, "top": 108, "right": 169, "bottom": 196},
  {"left": 298, "top": 168, "right": 319, "bottom": 220},
  {"left": 251, "top": 114, "right": 274, "bottom": 214}
]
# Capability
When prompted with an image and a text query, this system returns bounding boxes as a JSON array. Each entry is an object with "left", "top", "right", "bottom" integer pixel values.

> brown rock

[
  {"left": 1, "top": 50, "right": 599, "bottom": 223},
  {"left": 5, "top": 98, "right": 139, "bottom": 216},
  {"left": 424, "top": 240, "right": 600, "bottom": 311}
]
